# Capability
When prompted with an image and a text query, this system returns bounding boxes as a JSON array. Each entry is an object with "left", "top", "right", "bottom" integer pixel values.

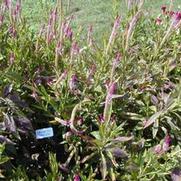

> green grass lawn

[{"left": 22, "top": 0, "right": 181, "bottom": 38}]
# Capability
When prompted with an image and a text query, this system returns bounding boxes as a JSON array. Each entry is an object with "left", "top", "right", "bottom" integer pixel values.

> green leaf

[
  {"left": 144, "top": 111, "right": 162, "bottom": 129},
  {"left": 0, "top": 156, "right": 10, "bottom": 164},
  {"left": 152, "top": 119, "right": 159, "bottom": 138},
  {"left": 101, "top": 152, "right": 107, "bottom": 180},
  {"left": 91, "top": 131, "right": 101, "bottom": 140}
]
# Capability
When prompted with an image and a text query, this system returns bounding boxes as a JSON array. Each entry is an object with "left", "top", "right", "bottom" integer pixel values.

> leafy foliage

[{"left": 0, "top": 0, "right": 181, "bottom": 180}]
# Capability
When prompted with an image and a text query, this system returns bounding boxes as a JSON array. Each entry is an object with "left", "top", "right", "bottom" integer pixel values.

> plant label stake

[{"left": 35, "top": 127, "right": 54, "bottom": 139}]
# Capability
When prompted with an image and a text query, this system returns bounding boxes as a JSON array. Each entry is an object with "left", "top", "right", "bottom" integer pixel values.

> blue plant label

[{"left": 35, "top": 127, "right": 54, "bottom": 139}]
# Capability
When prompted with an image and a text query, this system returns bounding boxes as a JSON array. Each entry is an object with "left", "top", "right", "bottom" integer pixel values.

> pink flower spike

[
  {"left": 9, "top": 52, "right": 15, "bottom": 65},
  {"left": 9, "top": 25, "right": 17, "bottom": 38},
  {"left": 108, "top": 82, "right": 117, "bottom": 95},
  {"left": 104, "top": 79, "right": 111, "bottom": 91},
  {"left": 56, "top": 118, "right": 70, "bottom": 126},
  {"left": 14, "top": 0, "right": 21, "bottom": 19},
  {"left": 113, "top": 52, "right": 121, "bottom": 68},
  {"left": 161, "top": 5, "right": 166, "bottom": 14},
  {"left": 98, "top": 114, "right": 105, "bottom": 123},
  {"left": 162, "top": 134, "right": 171, "bottom": 152},
  {"left": 87, "top": 64, "right": 96, "bottom": 84},
  {"left": 54, "top": 70, "right": 67, "bottom": 87},
  {"left": 71, "top": 41, "right": 80, "bottom": 56},
  {"left": 52, "top": 8, "right": 57, "bottom": 22},
  {"left": 114, "top": 16, "right": 121, "bottom": 30},
  {"left": 4, "top": 0, "right": 11, "bottom": 9},
  {"left": 103, "top": 81, "right": 117, "bottom": 122},
  {"left": 74, "top": 174, "right": 81, "bottom": 181},
  {"left": 60, "top": 70, "right": 67, "bottom": 80},
  {"left": 64, "top": 23, "right": 73, "bottom": 39},
  {"left": 48, "top": 10, "right": 54, "bottom": 27},
  {"left": 0, "top": 15, "right": 4, "bottom": 27},
  {"left": 113, "top": 16, "right": 121, "bottom": 36},
  {"left": 30, "top": 89, "right": 39, "bottom": 101},
  {"left": 87, "top": 25, "right": 94, "bottom": 46},
  {"left": 175, "top": 12, "right": 181, "bottom": 21},
  {"left": 106, "top": 82, "right": 117, "bottom": 105},
  {"left": 55, "top": 41, "right": 63, "bottom": 56},
  {"left": 69, "top": 74, "right": 78, "bottom": 92},
  {"left": 169, "top": 11, "right": 175, "bottom": 17},
  {"left": 105, "top": 16, "right": 121, "bottom": 54},
  {"left": 152, "top": 134, "right": 171, "bottom": 155},
  {"left": 171, "top": 12, "right": 181, "bottom": 28},
  {"left": 88, "top": 25, "right": 93, "bottom": 33},
  {"left": 154, "top": 144, "right": 162, "bottom": 154},
  {"left": 16, "top": 0, "right": 21, "bottom": 12},
  {"left": 155, "top": 17, "right": 162, "bottom": 25},
  {"left": 77, "top": 117, "right": 83, "bottom": 126},
  {"left": 47, "top": 32, "right": 54, "bottom": 44}
]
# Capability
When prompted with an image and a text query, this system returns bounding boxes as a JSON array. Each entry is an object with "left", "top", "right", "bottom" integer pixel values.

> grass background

[{"left": 22, "top": 0, "right": 181, "bottom": 38}]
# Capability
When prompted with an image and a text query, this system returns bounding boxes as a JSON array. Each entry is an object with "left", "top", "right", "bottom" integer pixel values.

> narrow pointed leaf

[
  {"left": 144, "top": 111, "right": 162, "bottom": 129},
  {"left": 101, "top": 152, "right": 107, "bottom": 180}
]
